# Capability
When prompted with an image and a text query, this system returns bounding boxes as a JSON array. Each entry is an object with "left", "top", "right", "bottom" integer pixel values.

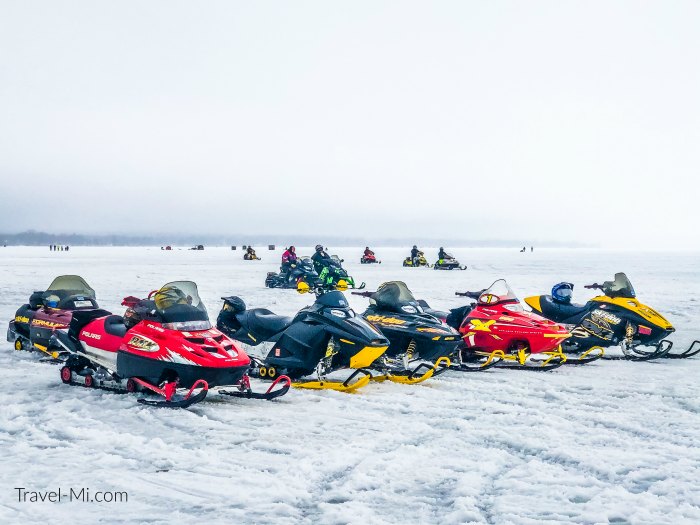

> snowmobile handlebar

[
  {"left": 584, "top": 283, "right": 603, "bottom": 290},
  {"left": 351, "top": 291, "right": 374, "bottom": 298},
  {"left": 455, "top": 290, "right": 483, "bottom": 299}
]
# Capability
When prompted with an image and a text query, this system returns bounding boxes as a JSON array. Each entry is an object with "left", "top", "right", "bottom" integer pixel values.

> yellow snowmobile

[{"left": 524, "top": 273, "right": 698, "bottom": 360}]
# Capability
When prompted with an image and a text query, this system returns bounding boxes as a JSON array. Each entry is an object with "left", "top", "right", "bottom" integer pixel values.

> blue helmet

[{"left": 552, "top": 282, "right": 574, "bottom": 304}]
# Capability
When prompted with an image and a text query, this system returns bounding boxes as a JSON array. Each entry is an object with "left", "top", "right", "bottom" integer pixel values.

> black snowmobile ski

[
  {"left": 664, "top": 340, "right": 700, "bottom": 359},
  {"left": 600, "top": 340, "right": 673, "bottom": 362}
]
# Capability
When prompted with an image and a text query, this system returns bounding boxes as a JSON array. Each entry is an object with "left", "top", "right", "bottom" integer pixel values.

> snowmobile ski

[
  {"left": 291, "top": 368, "right": 373, "bottom": 392},
  {"left": 600, "top": 340, "right": 673, "bottom": 361},
  {"left": 372, "top": 356, "right": 451, "bottom": 384},
  {"left": 560, "top": 346, "right": 605, "bottom": 365},
  {"left": 219, "top": 374, "right": 292, "bottom": 400},
  {"left": 664, "top": 340, "right": 700, "bottom": 359}
]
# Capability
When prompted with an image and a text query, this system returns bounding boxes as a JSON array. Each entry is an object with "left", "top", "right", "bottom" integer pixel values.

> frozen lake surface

[{"left": 1, "top": 246, "right": 699, "bottom": 524}]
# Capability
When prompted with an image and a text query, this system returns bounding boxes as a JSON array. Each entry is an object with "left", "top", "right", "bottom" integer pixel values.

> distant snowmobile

[{"left": 433, "top": 253, "right": 467, "bottom": 270}]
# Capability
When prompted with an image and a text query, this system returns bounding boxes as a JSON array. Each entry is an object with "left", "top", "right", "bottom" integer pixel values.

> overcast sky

[{"left": 1, "top": 1, "right": 698, "bottom": 248}]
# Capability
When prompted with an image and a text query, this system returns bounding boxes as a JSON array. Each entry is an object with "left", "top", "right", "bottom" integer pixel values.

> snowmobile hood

[
  {"left": 590, "top": 296, "right": 673, "bottom": 330},
  {"left": 122, "top": 322, "right": 251, "bottom": 369}
]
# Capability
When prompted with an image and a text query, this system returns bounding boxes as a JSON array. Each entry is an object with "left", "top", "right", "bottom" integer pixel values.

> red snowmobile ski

[{"left": 54, "top": 281, "right": 290, "bottom": 407}]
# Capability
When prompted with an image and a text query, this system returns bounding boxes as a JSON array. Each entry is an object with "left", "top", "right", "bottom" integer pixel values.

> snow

[{"left": 1, "top": 246, "right": 699, "bottom": 525}]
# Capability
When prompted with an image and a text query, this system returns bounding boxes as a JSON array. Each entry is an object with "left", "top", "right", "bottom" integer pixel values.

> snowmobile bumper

[
  {"left": 349, "top": 345, "right": 388, "bottom": 368},
  {"left": 292, "top": 369, "right": 372, "bottom": 393}
]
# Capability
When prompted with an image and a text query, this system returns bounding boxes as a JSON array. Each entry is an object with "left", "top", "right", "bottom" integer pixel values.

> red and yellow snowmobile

[
  {"left": 53, "top": 281, "right": 290, "bottom": 407},
  {"left": 424, "top": 280, "right": 595, "bottom": 371}
]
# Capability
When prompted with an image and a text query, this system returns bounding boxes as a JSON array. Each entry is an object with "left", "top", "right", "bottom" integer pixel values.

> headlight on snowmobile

[
  {"left": 401, "top": 305, "right": 418, "bottom": 314},
  {"left": 330, "top": 309, "right": 348, "bottom": 318},
  {"left": 162, "top": 320, "right": 212, "bottom": 331}
]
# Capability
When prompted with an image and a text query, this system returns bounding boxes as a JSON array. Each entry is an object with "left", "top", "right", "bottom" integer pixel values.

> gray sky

[{"left": 1, "top": 1, "right": 698, "bottom": 248}]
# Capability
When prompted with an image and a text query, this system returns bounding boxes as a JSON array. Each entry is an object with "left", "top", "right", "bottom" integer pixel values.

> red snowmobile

[
  {"left": 423, "top": 280, "right": 596, "bottom": 371},
  {"left": 53, "top": 281, "right": 290, "bottom": 407}
]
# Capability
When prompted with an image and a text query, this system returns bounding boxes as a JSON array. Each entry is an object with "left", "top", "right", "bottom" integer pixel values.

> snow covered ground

[{"left": 1, "top": 246, "right": 699, "bottom": 525}]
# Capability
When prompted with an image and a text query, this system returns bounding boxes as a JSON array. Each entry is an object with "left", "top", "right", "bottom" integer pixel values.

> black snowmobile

[
  {"left": 433, "top": 253, "right": 467, "bottom": 270},
  {"left": 7, "top": 275, "right": 100, "bottom": 361},
  {"left": 315, "top": 255, "right": 365, "bottom": 290},
  {"left": 352, "top": 281, "right": 455, "bottom": 384},
  {"left": 216, "top": 285, "right": 389, "bottom": 392},
  {"left": 265, "top": 256, "right": 322, "bottom": 289}
]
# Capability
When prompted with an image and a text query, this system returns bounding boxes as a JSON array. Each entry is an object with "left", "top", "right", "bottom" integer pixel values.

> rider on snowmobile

[
  {"left": 312, "top": 245, "right": 332, "bottom": 273},
  {"left": 281, "top": 246, "right": 298, "bottom": 282},
  {"left": 245, "top": 246, "right": 257, "bottom": 259},
  {"left": 438, "top": 247, "right": 448, "bottom": 263},
  {"left": 411, "top": 245, "right": 420, "bottom": 265},
  {"left": 364, "top": 247, "right": 374, "bottom": 257}
]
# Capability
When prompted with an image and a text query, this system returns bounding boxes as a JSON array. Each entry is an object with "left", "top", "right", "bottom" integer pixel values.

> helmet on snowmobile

[
  {"left": 155, "top": 285, "right": 190, "bottom": 310},
  {"left": 44, "top": 294, "right": 60, "bottom": 308},
  {"left": 552, "top": 282, "right": 574, "bottom": 304},
  {"left": 413, "top": 245, "right": 417, "bottom": 249},
  {"left": 315, "top": 244, "right": 323, "bottom": 252}
]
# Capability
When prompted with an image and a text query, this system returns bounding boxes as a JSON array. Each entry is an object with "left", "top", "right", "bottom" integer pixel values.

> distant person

[
  {"left": 410, "top": 245, "right": 420, "bottom": 265},
  {"left": 530, "top": 246, "right": 533, "bottom": 252},
  {"left": 438, "top": 247, "right": 447, "bottom": 263},
  {"left": 65, "top": 245, "right": 69, "bottom": 251},
  {"left": 520, "top": 246, "right": 526, "bottom": 252},
  {"left": 364, "top": 246, "right": 374, "bottom": 257},
  {"left": 311, "top": 244, "right": 332, "bottom": 272},
  {"left": 281, "top": 246, "right": 298, "bottom": 269},
  {"left": 245, "top": 246, "right": 258, "bottom": 260}
]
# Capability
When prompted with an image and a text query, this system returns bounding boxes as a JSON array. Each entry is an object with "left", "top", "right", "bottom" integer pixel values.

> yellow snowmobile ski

[
  {"left": 291, "top": 369, "right": 372, "bottom": 393},
  {"left": 372, "top": 356, "right": 452, "bottom": 384}
]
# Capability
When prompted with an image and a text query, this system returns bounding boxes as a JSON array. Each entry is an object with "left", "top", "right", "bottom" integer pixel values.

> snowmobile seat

[
  {"left": 103, "top": 315, "right": 128, "bottom": 338},
  {"left": 241, "top": 308, "right": 293, "bottom": 340},
  {"left": 539, "top": 295, "right": 589, "bottom": 323},
  {"left": 68, "top": 309, "right": 113, "bottom": 341}
]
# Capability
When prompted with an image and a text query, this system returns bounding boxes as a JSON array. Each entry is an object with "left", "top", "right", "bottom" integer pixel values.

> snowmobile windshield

[
  {"left": 478, "top": 279, "right": 522, "bottom": 309},
  {"left": 370, "top": 281, "right": 423, "bottom": 314},
  {"left": 42, "top": 275, "right": 98, "bottom": 309},
  {"left": 602, "top": 273, "right": 636, "bottom": 298},
  {"left": 45, "top": 275, "right": 96, "bottom": 299},
  {"left": 154, "top": 281, "right": 211, "bottom": 330}
]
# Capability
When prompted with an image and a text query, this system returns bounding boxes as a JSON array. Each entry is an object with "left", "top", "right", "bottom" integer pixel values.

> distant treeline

[{"left": 0, "top": 230, "right": 585, "bottom": 248}]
